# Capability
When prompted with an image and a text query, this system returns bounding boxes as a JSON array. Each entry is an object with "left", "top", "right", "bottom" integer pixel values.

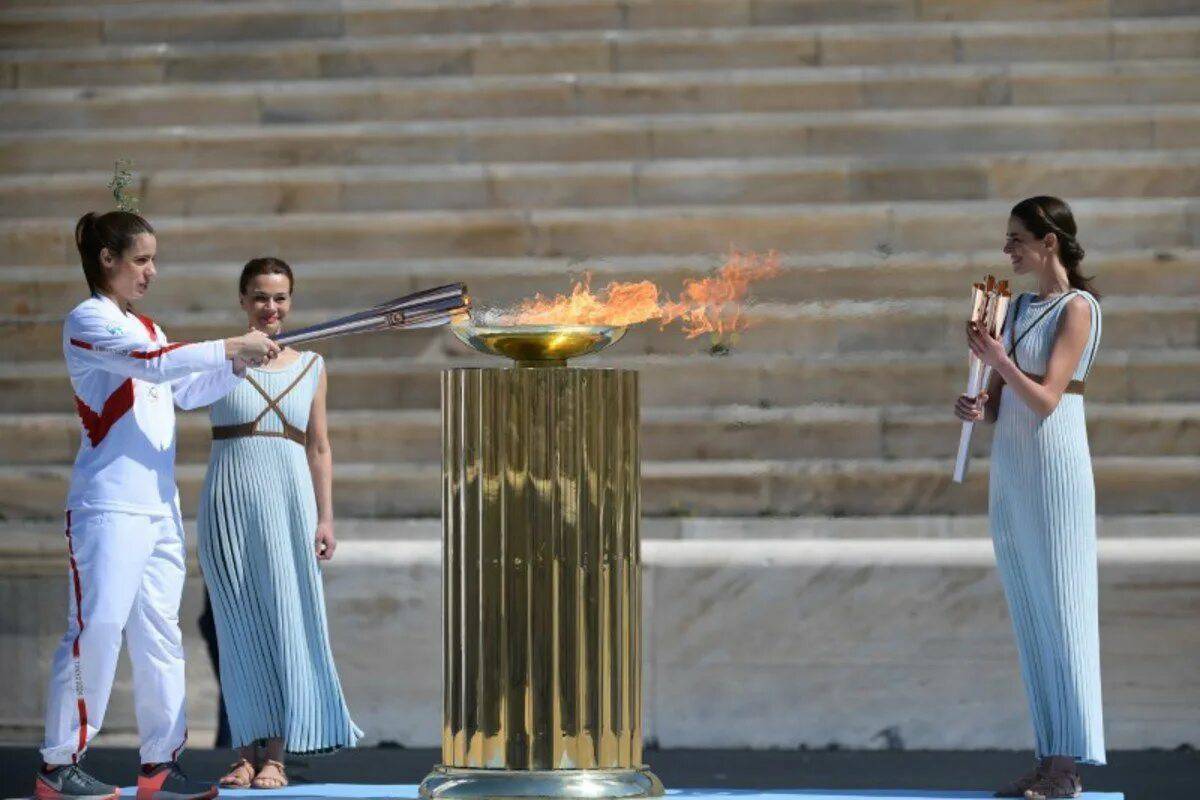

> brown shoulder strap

[
  {"left": 268, "top": 353, "right": 318, "bottom": 404},
  {"left": 242, "top": 354, "right": 318, "bottom": 437}
]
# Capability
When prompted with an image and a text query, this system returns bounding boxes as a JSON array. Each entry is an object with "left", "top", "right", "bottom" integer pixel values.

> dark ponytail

[
  {"left": 75, "top": 210, "right": 154, "bottom": 296},
  {"left": 1010, "top": 195, "right": 1100, "bottom": 300}
]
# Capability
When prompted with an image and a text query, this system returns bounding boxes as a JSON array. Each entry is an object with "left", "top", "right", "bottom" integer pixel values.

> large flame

[
  {"left": 510, "top": 278, "right": 664, "bottom": 327},
  {"left": 506, "top": 250, "right": 781, "bottom": 340}
]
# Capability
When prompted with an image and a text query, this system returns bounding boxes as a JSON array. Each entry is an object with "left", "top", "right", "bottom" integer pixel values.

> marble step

[
  {"left": 4, "top": 532, "right": 1198, "bottom": 750},
  {"left": 3, "top": 18, "right": 1198, "bottom": 88},
  {"left": 6, "top": 250, "right": 1197, "bottom": 315},
  {"left": 5, "top": 104, "right": 1198, "bottom": 176},
  {"left": 2, "top": 455, "right": 1198, "bottom": 519},
  {"left": 3, "top": 0, "right": 1191, "bottom": 50},
  {"left": 3, "top": 197, "right": 1199, "bottom": 267},
  {"left": 0, "top": 250, "right": 1195, "bottom": 319},
  {"left": 4, "top": 296, "right": 1198, "bottom": 361},
  {"left": 1, "top": 402, "right": 1196, "bottom": 466},
  {"left": 3, "top": 0, "right": 198, "bottom": 8},
  {"left": 6, "top": 149, "right": 1200, "bottom": 218},
  {"left": 1, "top": 349, "right": 1196, "bottom": 413},
  {"left": 4, "top": 515, "right": 1197, "bottom": 553},
  {"left": 4, "top": 60, "right": 1200, "bottom": 131}
]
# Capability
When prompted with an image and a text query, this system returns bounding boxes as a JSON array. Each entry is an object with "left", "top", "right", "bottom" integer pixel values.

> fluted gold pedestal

[{"left": 421, "top": 367, "right": 661, "bottom": 800}]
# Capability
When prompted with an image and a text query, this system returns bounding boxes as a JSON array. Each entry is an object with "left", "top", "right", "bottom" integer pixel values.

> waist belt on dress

[
  {"left": 1020, "top": 369, "right": 1086, "bottom": 396},
  {"left": 211, "top": 422, "right": 307, "bottom": 446}
]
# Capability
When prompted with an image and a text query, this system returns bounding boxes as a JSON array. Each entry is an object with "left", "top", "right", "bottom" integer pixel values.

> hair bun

[{"left": 1059, "top": 235, "right": 1085, "bottom": 269}]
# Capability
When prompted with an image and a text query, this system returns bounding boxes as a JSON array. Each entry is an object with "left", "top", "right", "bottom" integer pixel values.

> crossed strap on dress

[{"left": 211, "top": 354, "right": 316, "bottom": 446}]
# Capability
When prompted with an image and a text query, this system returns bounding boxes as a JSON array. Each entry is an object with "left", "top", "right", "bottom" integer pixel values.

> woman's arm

[
  {"left": 982, "top": 369, "right": 1004, "bottom": 424},
  {"left": 305, "top": 363, "right": 336, "bottom": 561},
  {"left": 66, "top": 305, "right": 278, "bottom": 384},
  {"left": 953, "top": 368, "right": 1004, "bottom": 425},
  {"left": 66, "top": 305, "right": 226, "bottom": 383},
  {"left": 968, "top": 296, "right": 1092, "bottom": 420},
  {"left": 171, "top": 362, "right": 245, "bottom": 411}
]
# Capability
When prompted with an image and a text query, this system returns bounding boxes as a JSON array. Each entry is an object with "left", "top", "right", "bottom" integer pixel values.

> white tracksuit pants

[{"left": 41, "top": 509, "right": 189, "bottom": 765}]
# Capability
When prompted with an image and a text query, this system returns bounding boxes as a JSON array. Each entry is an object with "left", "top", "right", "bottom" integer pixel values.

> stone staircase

[{"left": 1, "top": 0, "right": 1198, "bottom": 751}]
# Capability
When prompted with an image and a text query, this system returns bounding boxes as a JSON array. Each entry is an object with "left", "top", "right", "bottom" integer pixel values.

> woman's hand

[
  {"left": 225, "top": 330, "right": 280, "bottom": 365},
  {"left": 954, "top": 392, "right": 989, "bottom": 422},
  {"left": 966, "top": 321, "right": 1010, "bottom": 370},
  {"left": 315, "top": 521, "right": 337, "bottom": 562}
]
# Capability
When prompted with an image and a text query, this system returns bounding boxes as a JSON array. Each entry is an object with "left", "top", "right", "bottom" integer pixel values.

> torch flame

[
  {"left": 512, "top": 278, "right": 664, "bottom": 327},
  {"left": 505, "top": 251, "right": 781, "bottom": 341}
]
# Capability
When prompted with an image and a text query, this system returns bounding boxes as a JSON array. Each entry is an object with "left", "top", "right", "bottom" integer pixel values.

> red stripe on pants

[
  {"left": 64, "top": 511, "right": 89, "bottom": 761},
  {"left": 171, "top": 728, "right": 188, "bottom": 762}
]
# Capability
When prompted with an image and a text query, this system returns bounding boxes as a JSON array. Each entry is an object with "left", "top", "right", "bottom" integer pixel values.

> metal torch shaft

[{"left": 272, "top": 283, "right": 469, "bottom": 346}]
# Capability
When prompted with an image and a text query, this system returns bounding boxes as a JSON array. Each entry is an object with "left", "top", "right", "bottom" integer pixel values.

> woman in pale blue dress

[
  {"left": 955, "top": 197, "right": 1104, "bottom": 800},
  {"left": 198, "top": 257, "right": 361, "bottom": 789}
]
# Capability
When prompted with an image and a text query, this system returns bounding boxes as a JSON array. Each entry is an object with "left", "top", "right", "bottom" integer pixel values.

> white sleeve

[
  {"left": 171, "top": 362, "right": 244, "bottom": 411},
  {"left": 65, "top": 305, "right": 226, "bottom": 384}
]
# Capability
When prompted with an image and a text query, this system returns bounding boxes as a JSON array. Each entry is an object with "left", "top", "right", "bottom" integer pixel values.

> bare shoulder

[
  {"left": 1059, "top": 295, "right": 1094, "bottom": 335},
  {"left": 301, "top": 350, "right": 327, "bottom": 380}
]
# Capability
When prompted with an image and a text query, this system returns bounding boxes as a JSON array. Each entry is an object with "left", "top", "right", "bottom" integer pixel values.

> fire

[
  {"left": 505, "top": 251, "right": 781, "bottom": 341},
  {"left": 510, "top": 278, "right": 663, "bottom": 327}
]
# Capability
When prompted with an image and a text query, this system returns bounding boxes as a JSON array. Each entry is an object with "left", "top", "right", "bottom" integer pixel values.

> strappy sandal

[
  {"left": 1024, "top": 771, "right": 1082, "bottom": 800},
  {"left": 994, "top": 764, "right": 1044, "bottom": 797},
  {"left": 251, "top": 759, "right": 288, "bottom": 790},
  {"left": 219, "top": 758, "right": 255, "bottom": 788}
]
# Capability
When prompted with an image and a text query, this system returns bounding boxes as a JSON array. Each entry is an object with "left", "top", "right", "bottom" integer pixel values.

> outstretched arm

[
  {"left": 67, "top": 306, "right": 279, "bottom": 385},
  {"left": 66, "top": 305, "right": 226, "bottom": 383},
  {"left": 171, "top": 361, "right": 245, "bottom": 410}
]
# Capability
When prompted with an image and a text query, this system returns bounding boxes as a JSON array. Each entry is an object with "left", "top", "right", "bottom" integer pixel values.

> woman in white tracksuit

[{"left": 35, "top": 211, "right": 279, "bottom": 800}]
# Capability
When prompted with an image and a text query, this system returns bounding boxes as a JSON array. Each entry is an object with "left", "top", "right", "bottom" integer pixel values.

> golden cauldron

[
  {"left": 449, "top": 322, "right": 628, "bottom": 367},
  {"left": 421, "top": 321, "right": 662, "bottom": 800}
]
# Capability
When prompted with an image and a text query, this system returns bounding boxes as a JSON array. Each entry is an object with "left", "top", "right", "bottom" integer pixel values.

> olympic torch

[
  {"left": 272, "top": 283, "right": 469, "bottom": 346},
  {"left": 952, "top": 275, "right": 1010, "bottom": 483}
]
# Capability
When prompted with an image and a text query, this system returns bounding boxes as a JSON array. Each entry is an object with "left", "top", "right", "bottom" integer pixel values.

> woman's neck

[
  {"left": 97, "top": 290, "right": 130, "bottom": 311},
  {"left": 1037, "top": 261, "right": 1071, "bottom": 299}
]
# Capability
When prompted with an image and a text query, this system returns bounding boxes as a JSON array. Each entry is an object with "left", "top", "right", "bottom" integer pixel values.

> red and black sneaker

[
  {"left": 136, "top": 762, "right": 218, "bottom": 800},
  {"left": 34, "top": 764, "right": 120, "bottom": 800}
]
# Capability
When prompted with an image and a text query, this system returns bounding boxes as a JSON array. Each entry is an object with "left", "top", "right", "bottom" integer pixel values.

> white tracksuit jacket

[{"left": 42, "top": 293, "right": 242, "bottom": 765}]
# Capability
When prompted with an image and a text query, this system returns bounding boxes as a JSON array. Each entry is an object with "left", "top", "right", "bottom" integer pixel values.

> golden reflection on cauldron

[{"left": 451, "top": 321, "right": 628, "bottom": 367}]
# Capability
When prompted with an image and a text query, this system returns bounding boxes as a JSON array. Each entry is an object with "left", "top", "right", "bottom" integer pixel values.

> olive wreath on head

[{"left": 106, "top": 158, "right": 140, "bottom": 213}]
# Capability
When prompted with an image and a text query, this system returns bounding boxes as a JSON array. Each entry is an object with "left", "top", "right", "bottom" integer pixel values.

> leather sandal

[
  {"left": 251, "top": 760, "right": 288, "bottom": 790},
  {"left": 994, "top": 764, "right": 1044, "bottom": 797},
  {"left": 1024, "top": 771, "right": 1082, "bottom": 800},
  {"left": 219, "top": 759, "right": 255, "bottom": 789}
]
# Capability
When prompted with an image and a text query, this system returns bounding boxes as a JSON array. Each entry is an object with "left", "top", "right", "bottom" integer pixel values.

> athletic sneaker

[
  {"left": 34, "top": 764, "right": 120, "bottom": 800},
  {"left": 136, "top": 762, "right": 219, "bottom": 800}
]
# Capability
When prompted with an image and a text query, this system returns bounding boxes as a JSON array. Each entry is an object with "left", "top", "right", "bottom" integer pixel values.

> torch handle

[
  {"left": 952, "top": 421, "right": 975, "bottom": 483},
  {"left": 953, "top": 356, "right": 991, "bottom": 484}
]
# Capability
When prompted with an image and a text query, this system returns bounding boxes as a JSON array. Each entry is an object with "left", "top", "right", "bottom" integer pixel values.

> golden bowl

[{"left": 450, "top": 321, "right": 628, "bottom": 367}]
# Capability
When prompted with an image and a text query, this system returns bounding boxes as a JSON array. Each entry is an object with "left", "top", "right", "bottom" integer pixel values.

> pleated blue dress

[
  {"left": 989, "top": 290, "right": 1105, "bottom": 765},
  {"left": 197, "top": 351, "right": 362, "bottom": 754}
]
